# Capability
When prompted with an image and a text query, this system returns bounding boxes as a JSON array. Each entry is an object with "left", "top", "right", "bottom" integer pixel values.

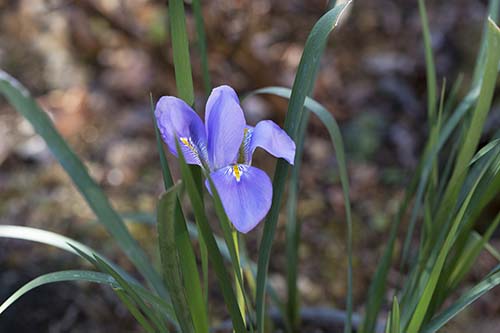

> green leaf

[
  {"left": 439, "top": 18, "right": 500, "bottom": 221},
  {"left": 0, "top": 270, "right": 118, "bottom": 315},
  {"left": 164, "top": 0, "right": 211, "bottom": 317},
  {"left": 0, "top": 72, "right": 165, "bottom": 298},
  {"left": 421, "top": 266, "right": 500, "bottom": 333},
  {"left": 247, "top": 86, "right": 353, "bottom": 332},
  {"left": 405, "top": 156, "right": 493, "bottom": 333},
  {"left": 396, "top": 19, "right": 500, "bottom": 326},
  {"left": 0, "top": 269, "right": 175, "bottom": 333},
  {"left": 0, "top": 225, "right": 177, "bottom": 325},
  {"left": 157, "top": 182, "right": 197, "bottom": 333},
  {"left": 168, "top": 0, "right": 195, "bottom": 105},
  {"left": 471, "top": 0, "right": 500, "bottom": 86},
  {"left": 253, "top": 3, "right": 353, "bottom": 331},
  {"left": 447, "top": 212, "right": 500, "bottom": 291},
  {"left": 93, "top": 255, "right": 169, "bottom": 333},
  {"left": 389, "top": 297, "right": 401, "bottom": 333},
  {"left": 418, "top": 0, "right": 437, "bottom": 123},
  {"left": 114, "top": 289, "right": 157, "bottom": 333},
  {"left": 0, "top": 225, "right": 136, "bottom": 284},
  {"left": 191, "top": 0, "right": 212, "bottom": 95}
]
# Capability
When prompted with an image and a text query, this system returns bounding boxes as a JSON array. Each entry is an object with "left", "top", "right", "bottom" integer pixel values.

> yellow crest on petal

[{"left": 233, "top": 165, "right": 241, "bottom": 182}]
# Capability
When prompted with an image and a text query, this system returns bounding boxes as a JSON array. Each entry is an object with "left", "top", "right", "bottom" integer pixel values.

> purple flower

[{"left": 155, "top": 85, "right": 295, "bottom": 233}]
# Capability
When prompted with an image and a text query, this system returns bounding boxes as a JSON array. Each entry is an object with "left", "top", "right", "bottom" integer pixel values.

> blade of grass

[
  {"left": 191, "top": 0, "right": 211, "bottom": 95},
  {"left": 409, "top": 19, "right": 500, "bottom": 295},
  {"left": 428, "top": 142, "right": 500, "bottom": 310},
  {"left": 253, "top": 3, "right": 352, "bottom": 332},
  {"left": 405, "top": 156, "right": 492, "bottom": 333},
  {"left": 93, "top": 255, "right": 169, "bottom": 333},
  {"left": 421, "top": 266, "right": 500, "bottom": 333},
  {"left": 484, "top": 239, "right": 500, "bottom": 261},
  {"left": 0, "top": 270, "right": 119, "bottom": 315},
  {"left": 0, "top": 72, "right": 165, "bottom": 298},
  {"left": 168, "top": 0, "right": 194, "bottom": 105},
  {"left": 442, "top": 74, "right": 463, "bottom": 117},
  {"left": 0, "top": 225, "right": 139, "bottom": 286},
  {"left": 157, "top": 182, "right": 196, "bottom": 333},
  {"left": 389, "top": 297, "right": 401, "bottom": 333},
  {"left": 419, "top": 0, "right": 437, "bottom": 124},
  {"left": 0, "top": 225, "right": 177, "bottom": 325},
  {"left": 447, "top": 211, "right": 500, "bottom": 291},
  {"left": 436, "top": 18, "right": 500, "bottom": 225},
  {"left": 248, "top": 86, "right": 353, "bottom": 332},
  {"left": 400, "top": 139, "right": 500, "bottom": 326},
  {"left": 397, "top": 19, "right": 500, "bottom": 319},
  {"left": 471, "top": 0, "right": 500, "bottom": 86},
  {"left": 400, "top": 0, "right": 438, "bottom": 268},
  {"left": 165, "top": 0, "right": 211, "bottom": 313},
  {"left": 114, "top": 289, "right": 157, "bottom": 333}
]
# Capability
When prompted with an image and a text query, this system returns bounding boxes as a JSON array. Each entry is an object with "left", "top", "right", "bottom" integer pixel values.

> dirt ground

[{"left": 1, "top": 0, "right": 499, "bottom": 332}]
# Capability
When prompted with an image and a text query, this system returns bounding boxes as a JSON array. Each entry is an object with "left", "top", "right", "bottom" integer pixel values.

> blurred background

[{"left": 1, "top": 0, "right": 499, "bottom": 332}]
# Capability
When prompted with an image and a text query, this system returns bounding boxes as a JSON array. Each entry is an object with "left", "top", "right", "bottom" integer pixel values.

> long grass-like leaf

[
  {"left": 191, "top": 0, "right": 211, "bottom": 95},
  {"left": 168, "top": 0, "right": 195, "bottom": 105},
  {"left": 421, "top": 266, "right": 500, "bottom": 333},
  {"left": 418, "top": 0, "right": 437, "bottom": 123},
  {"left": 0, "top": 270, "right": 118, "bottom": 315},
  {"left": 248, "top": 86, "right": 352, "bottom": 331},
  {"left": 471, "top": 0, "right": 500, "bottom": 86},
  {"left": 165, "top": 0, "right": 210, "bottom": 318},
  {"left": 93, "top": 255, "right": 168, "bottom": 333},
  {"left": 114, "top": 289, "right": 157, "bottom": 333},
  {"left": 405, "top": 151, "right": 495, "bottom": 332},
  {"left": 0, "top": 72, "right": 166, "bottom": 298},
  {"left": 157, "top": 183, "right": 196, "bottom": 333},
  {"left": 253, "top": 4, "right": 352, "bottom": 331},
  {"left": 396, "top": 19, "right": 500, "bottom": 324},
  {"left": 0, "top": 225, "right": 177, "bottom": 324}
]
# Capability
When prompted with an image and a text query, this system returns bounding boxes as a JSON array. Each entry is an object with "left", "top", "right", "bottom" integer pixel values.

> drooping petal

[
  {"left": 206, "top": 165, "right": 272, "bottom": 233},
  {"left": 205, "top": 85, "right": 246, "bottom": 170},
  {"left": 245, "top": 120, "right": 296, "bottom": 165},
  {"left": 155, "top": 96, "right": 207, "bottom": 166}
]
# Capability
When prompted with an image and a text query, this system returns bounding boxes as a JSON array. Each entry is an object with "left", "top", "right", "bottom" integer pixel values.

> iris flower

[{"left": 155, "top": 85, "right": 295, "bottom": 233}]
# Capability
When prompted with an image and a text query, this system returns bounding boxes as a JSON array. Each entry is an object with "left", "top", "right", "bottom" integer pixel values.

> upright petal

[
  {"left": 155, "top": 96, "right": 207, "bottom": 166},
  {"left": 205, "top": 85, "right": 246, "bottom": 170},
  {"left": 246, "top": 120, "right": 296, "bottom": 165},
  {"left": 206, "top": 165, "right": 272, "bottom": 233}
]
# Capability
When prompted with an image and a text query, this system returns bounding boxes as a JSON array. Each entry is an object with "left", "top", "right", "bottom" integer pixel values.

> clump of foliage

[{"left": 1, "top": 1, "right": 499, "bottom": 332}]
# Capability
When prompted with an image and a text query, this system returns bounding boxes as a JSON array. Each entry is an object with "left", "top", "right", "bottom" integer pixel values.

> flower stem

[{"left": 232, "top": 229, "right": 246, "bottom": 328}]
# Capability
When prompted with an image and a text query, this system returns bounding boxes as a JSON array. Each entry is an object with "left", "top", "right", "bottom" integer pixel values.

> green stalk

[
  {"left": 233, "top": 229, "right": 246, "bottom": 327},
  {"left": 254, "top": 4, "right": 352, "bottom": 331},
  {"left": 192, "top": 0, "right": 212, "bottom": 95},
  {"left": 168, "top": 0, "right": 195, "bottom": 105},
  {"left": 167, "top": 0, "right": 210, "bottom": 324}
]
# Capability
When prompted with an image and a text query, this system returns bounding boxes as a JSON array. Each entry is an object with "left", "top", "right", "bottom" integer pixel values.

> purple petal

[
  {"left": 206, "top": 165, "right": 272, "bottom": 233},
  {"left": 247, "top": 120, "right": 296, "bottom": 165},
  {"left": 205, "top": 85, "right": 246, "bottom": 170},
  {"left": 155, "top": 96, "right": 207, "bottom": 166}
]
